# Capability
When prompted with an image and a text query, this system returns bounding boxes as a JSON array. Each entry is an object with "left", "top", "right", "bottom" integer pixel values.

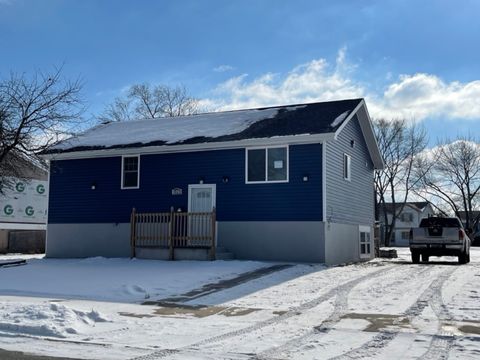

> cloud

[
  {"left": 213, "top": 65, "right": 235, "bottom": 73},
  {"left": 370, "top": 74, "right": 480, "bottom": 120},
  {"left": 206, "top": 51, "right": 364, "bottom": 111},
  {"left": 203, "top": 49, "right": 480, "bottom": 122}
]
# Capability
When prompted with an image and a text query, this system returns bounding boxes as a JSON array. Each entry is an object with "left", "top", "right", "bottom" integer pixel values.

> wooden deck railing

[{"left": 130, "top": 208, "right": 216, "bottom": 260}]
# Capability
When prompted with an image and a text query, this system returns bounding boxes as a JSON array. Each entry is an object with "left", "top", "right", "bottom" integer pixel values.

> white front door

[
  {"left": 188, "top": 184, "right": 216, "bottom": 246},
  {"left": 188, "top": 184, "right": 216, "bottom": 213}
]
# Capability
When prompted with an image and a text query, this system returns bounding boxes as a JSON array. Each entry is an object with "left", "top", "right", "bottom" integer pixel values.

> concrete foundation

[
  {"left": 46, "top": 223, "right": 131, "bottom": 258},
  {"left": 0, "top": 230, "right": 8, "bottom": 253},
  {"left": 46, "top": 221, "right": 373, "bottom": 264},
  {"left": 217, "top": 221, "right": 325, "bottom": 262},
  {"left": 135, "top": 247, "right": 210, "bottom": 260},
  {"left": 0, "top": 229, "right": 46, "bottom": 254},
  {"left": 8, "top": 230, "right": 46, "bottom": 253},
  {"left": 324, "top": 222, "right": 373, "bottom": 265}
]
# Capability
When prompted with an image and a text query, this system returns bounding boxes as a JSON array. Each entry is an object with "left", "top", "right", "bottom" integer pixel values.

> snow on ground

[
  {"left": 0, "top": 249, "right": 480, "bottom": 359},
  {"left": 0, "top": 301, "right": 107, "bottom": 338},
  {"left": 0, "top": 256, "right": 268, "bottom": 302}
]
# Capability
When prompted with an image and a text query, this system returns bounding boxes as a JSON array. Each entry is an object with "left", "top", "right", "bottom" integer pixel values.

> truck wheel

[
  {"left": 421, "top": 254, "right": 429, "bottom": 262},
  {"left": 412, "top": 251, "right": 420, "bottom": 264},
  {"left": 459, "top": 252, "right": 468, "bottom": 264}
]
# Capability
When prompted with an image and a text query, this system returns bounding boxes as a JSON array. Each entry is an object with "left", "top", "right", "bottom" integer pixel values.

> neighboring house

[
  {"left": 41, "top": 98, "right": 383, "bottom": 264},
  {"left": 0, "top": 158, "right": 48, "bottom": 253},
  {"left": 458, "top": 211, "right": 480, "bottom": 242},
  {"left": 378, "top": 202, "right": 435, "bottom": 247}
]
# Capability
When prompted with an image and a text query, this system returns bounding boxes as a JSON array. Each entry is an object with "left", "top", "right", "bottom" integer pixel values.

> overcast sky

[{"left": 1, "top": 0, "right": 479, "bottom": 145}]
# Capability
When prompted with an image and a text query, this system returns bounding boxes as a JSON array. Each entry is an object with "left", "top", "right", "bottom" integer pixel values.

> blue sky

[{"left": 1, "top": 0, "right": 479, "bottom": 145}]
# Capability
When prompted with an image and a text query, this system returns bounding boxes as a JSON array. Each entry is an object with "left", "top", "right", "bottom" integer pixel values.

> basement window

[
  {"left": 121, "top": 155, "right": 140, "bottom": 189},
  {"left": 246, "top": 146, "right": 289, "bottom": 183}
]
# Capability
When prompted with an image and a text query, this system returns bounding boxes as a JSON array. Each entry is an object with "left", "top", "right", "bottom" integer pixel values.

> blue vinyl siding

[{"left": 48, "top": 144, "right": 323, "bottom": 223}]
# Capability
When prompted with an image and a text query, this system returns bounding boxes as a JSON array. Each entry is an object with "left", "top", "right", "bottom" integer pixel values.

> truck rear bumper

[{"left": 410, "top": 243, "right": 463, "bottom": 256}]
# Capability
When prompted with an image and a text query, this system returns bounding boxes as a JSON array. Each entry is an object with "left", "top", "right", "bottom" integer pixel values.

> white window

[
  {"left": 401, "top": 212, "right": 413, "bottom": 222},
  {"left": 121, "top": 155, "right": 140, "bottom": 189},
  {"left": 343, "top": 154, "right": 351, "bottom": 181},
  {"left": 246, "top": 146, "right": 289, "bottom": 183},
  {"left": 359, "top": 225, "right": 372, "bottom": 258}
]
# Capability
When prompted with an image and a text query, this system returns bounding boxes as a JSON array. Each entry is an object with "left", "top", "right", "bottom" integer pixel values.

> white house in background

[
  {"left": 0, "top": 161, "right": 48, "bottom": 253},
  {"left": 379, "top": 202, "right": 435, "bottom": 247}
]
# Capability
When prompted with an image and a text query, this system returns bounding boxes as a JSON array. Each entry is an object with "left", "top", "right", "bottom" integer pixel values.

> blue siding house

[{"left": 42, "top": 99, "right": 383, "bottom": 264}]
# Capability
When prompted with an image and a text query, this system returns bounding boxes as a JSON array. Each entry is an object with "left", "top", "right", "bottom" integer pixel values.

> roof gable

[
  {"left": 383, "top": 201, "right": 431, "bottom": 214},
  {"left": 333, "top": 100, "right": 383, "bottom": 169}
]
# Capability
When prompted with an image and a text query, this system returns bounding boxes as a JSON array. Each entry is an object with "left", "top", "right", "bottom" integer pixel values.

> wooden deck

[{"left": 130, "top": 208, "right": 216, "bottom": 260}]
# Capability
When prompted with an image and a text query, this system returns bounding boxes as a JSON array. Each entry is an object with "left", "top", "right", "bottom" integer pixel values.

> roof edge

[{"left": 41, "top": 133, "right": 335, "bottom": 161}]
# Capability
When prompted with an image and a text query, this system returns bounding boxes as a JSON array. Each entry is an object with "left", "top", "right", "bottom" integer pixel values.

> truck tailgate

[{"left": 411, "top": 228, "right": 461, "bottom": 244}]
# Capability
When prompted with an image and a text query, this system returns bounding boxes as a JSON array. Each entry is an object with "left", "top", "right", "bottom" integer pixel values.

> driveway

[{"left": 1, "top": 248, "right": 480, "bottom": 359}]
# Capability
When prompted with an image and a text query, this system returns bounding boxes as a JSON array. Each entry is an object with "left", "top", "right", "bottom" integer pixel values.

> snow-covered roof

[{"left": 45, "top": 99, "right": 364, "bottom": 154}]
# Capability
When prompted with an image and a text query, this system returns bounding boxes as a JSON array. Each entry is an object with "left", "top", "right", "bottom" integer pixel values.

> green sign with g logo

[
  {"left": 4, "top": 204, "right": 14, "bottom": 216},
  {"left": 16, "top": 182, "right": 25, "bottom": 192},
  {"left": 36, "top": 184, "right": 45, "bottom": 194},
  {"left": 25, "top": 206, "right": 34, "bottom": 216}
]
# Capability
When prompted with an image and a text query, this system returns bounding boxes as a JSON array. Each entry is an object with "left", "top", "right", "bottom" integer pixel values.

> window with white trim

[
  {"left": 343, "top": 154, "right": 351, "bottom": 180},
  {"left": 246, "top": 146, "right": 288, "bottom": 183},
  {"left": 401, "top": 212, "right": 413, "bottom": 222},
  {"left": 121, "top": 156, "right": 140, "bottom": 189},
  {"left": 359, "top": 226, "right": 371, "bottom": 258}
]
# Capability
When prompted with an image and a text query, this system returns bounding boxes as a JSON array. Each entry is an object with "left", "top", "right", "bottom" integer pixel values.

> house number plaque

[{"left": 171, "top": 188, "right": 183, "bottom": 195}]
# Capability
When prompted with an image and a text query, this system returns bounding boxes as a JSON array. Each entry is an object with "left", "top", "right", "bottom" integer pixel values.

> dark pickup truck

[{"left": 410, "top": 217, "right": 471, "bottom": 264}]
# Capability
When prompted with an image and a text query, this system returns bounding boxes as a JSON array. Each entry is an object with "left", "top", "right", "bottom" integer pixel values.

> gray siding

[{"left": 325, "top": 115, "right": 375, "bottom": 226}]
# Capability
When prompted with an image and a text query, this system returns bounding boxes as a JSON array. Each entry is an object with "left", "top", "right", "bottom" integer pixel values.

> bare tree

[
  {"left": 101, "top": 97, "right": 133, "bottom": 122},
  {"left": 374, "top": 119, "right": 428, "bottom": 246},
  {"left": 415, "top": 137, "right": 480, "bottom": 232},
  {"left": 99, "top": 83, "right": 199, "bottom": 122},
  {"left": 0, "top": 68, "right": 83, "bottom": 190}
]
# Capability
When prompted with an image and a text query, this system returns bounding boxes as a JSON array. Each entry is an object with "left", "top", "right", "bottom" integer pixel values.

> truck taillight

[{"left": 459, "top": 229, "right": 465, "bottom": 240}]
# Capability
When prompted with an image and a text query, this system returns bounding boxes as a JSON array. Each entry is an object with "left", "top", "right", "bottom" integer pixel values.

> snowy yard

[{"left": 0, "top": 249, "right": 480, "bottom": 359}]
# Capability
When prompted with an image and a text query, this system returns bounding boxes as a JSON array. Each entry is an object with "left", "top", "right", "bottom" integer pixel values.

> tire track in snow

[
  {"left": 130, "top": 263, "right": 396, "bottom": 360},
  {"left": 326, "top": 266, "right": 458, "bottom": 360},
  {"left": 418, "top": 264, "right": 464, "bottom": 360},
  {"left": 257, "top": 264, "right": 436, "bottom": 360}
]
